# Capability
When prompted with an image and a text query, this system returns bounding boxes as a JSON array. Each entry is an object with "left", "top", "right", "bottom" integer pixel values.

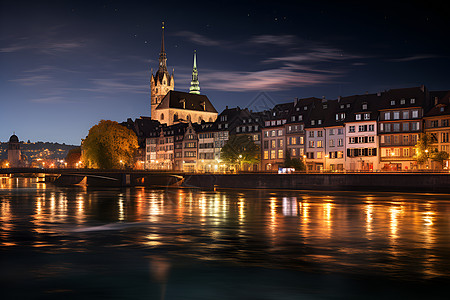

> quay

[{"left": 2, "top": 168, "right": 450, "bottom": 192}]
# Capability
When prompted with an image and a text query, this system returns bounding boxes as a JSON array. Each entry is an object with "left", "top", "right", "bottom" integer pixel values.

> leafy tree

[
  {"left": 414, "top": 133, "right": 436, "bottom": 165},
  {"left": 284, "top": 150, "right": 305, "bottom": 171},
  {"left": 431, "top": 151, "right": 449, "bottom": 168},
  {"left": 82, "top": 120, "right": 138, "bottom": 169},
  {"left": 65, "top": 147, "right": 82, "bottom": 167},
  {"left": 220, "top": 135, "right": 260, "bottom": 170}
]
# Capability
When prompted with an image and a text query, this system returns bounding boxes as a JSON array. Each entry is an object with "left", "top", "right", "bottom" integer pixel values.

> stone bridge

[{"left": 0, "top": 168, "right": 185, "bottom": 187}]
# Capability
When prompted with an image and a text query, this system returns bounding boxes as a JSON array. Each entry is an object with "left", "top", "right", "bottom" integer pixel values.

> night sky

[{"left": 1, "top": 0, "right": 449, "bottom": 145}]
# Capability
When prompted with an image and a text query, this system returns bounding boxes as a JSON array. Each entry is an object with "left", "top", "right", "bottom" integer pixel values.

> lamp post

[{"left": 324, "top": 154, "right": 329, "bottom": 172}]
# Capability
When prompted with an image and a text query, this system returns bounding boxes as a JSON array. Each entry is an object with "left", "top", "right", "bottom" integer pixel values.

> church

[{"left": 150, "top": 23, "right": 218, "bottom": 125}]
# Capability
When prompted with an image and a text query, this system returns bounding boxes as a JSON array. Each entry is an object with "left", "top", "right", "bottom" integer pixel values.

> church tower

[
  {"left": 189, "top": 50, "right": 200, "bottom": 94},
  {"left": 8, "top": 134, "right": 21, "bottom": 167},
  {"left": 150, "top": 22, "right": 174, "bottom": 119}
]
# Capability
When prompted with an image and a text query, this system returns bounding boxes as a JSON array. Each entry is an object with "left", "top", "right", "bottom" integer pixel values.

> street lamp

[{"left": 324, "top": 154, "right": 329, "bottom": 172}]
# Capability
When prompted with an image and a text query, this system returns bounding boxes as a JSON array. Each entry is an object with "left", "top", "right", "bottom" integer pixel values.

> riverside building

[{"left": 378, "top": 86, "right": 430, "bottom": 171}]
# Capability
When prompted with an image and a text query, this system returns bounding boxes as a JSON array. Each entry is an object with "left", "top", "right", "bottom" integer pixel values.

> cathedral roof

[
  {"left": 156, "top": 90, "right": 217, "bottom": 113},
  {"left": 9, "top": 134, "right": 19, "bottom": 143}
]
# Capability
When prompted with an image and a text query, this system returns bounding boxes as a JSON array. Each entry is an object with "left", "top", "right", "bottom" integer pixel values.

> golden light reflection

[
  {"left": 135, "top": 188, "right": 145, "bottom": 221},
  {"left": 365, "top": 203, "right": 373, "bottom": 235},
  {"left": 323, "top": 201, "right": 333, "bottom": 238},
  {"left": 145, "top": 233, "right": 162, "bottom": 247},
  {"left": 238, "top": 197, "right": 245, "bottom": 225},
  {"left": 0, "top": 199, "right": 14, "bottom": 246},
  {"left": 389, "top": 205, "right": 403, "bottom": 243},
  {"left": 269, "top": 197, "right": 277, "bottom": 236},
  {"left": 199, "top": 194, "right": 207, "bottom": 223},
  {"left": 422, "top": 203, "right": 437, "bottom": 278},
  {"left": 118, "top": 196, "right": 125, "bottom": 221},
  {"left": 176, "top": 190, "right": 184, "bottom": 223},
  {"left": 76, "top": 194, "right": 85, "bottom": 224}
]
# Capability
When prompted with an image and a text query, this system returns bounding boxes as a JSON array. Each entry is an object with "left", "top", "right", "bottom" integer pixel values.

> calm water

[{"left": 1, "top": 177, "right": 450, "bottom": 299}]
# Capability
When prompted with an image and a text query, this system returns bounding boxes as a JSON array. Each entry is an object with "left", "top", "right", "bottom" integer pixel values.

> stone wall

[{"left": 182, "top": 173, "right": 450, "bottom": 193}]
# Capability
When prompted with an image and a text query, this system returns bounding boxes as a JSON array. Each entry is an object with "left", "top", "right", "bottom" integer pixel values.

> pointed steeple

[
  {"left": 189, "top": 50, "right": 200, "bottom": 94},
  {"left": 159, "top": 21, "right": 167, "bottom": 72}
]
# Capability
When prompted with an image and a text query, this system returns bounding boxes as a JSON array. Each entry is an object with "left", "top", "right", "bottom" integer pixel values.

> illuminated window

[
  {"left": 278, "top": 150, "right": 283, "bottom": 159},
  {"left": 264, "top": 151, "right": 269, "bottom": 159}
]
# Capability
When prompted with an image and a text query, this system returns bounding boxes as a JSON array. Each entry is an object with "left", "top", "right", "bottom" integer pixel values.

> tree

[
  {"left": 82, "top": 120, "right": 139, "bottom": 169},
  {"left": 220, "top": 135, "right": 260, "bottom": 170},
  {"left": 414, "top": 133, "right": 436, "bottom": 165},
  {"left": 431, "top": 151, "right": 449, "bottom": 169},
  {"left": 65, "top": 147, "right": 82, "bottom": 168},
  {"left": 284, "top": 150, "right": 305, "bottom": 171}
]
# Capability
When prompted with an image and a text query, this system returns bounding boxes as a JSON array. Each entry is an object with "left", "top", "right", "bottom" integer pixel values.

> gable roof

[
  {"left": 156, "top": 90, "right": 217, "bottom": 113},
  {"left": 425, "top": 91, "right": 450, "bottom": 117}
]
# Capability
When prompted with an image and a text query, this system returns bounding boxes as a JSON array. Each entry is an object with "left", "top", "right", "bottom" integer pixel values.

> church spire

[
  {"left": 159, "top": 22, "right": 167, "bottom": 72},
  {"left": 189, "top": 50, "right": 200, "bottom": 94}
]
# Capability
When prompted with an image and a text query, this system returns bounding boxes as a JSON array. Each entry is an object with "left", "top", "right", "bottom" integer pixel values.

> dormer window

[
  {"left": 318, "top": 120, "right": 322, "bottom": 125},
  {"left": 336, "top": 113, "right": 345, "bottom": 121},
  {"left": 362, "top": 103, "right": 367, "bottom": 110},
  {"left": 440, "top": 107, "right": 445, "bottom": 112},
  {"left": 304, "top": 106, "right": 307, "bottom": 110},
  {"left": 340, "top": 104, "right": 344, "bottom": 109},
  {"left": 296, "top": 107, "right": 300, "bottom": 111},
  {"left": 243, "top": 119, "right": 246, "bottom": 124},
  {"left": 291, "top": 116, "right": 296, "bottom": 121},
  {"left": 411, "top": 98, "right": 416, "bottom": 104},
  {"left": 180, "top": 99, "right": 186, "bottom": 109},
  {"left": 311, "top": 120, "right": 315, "bottom": 125},
  {"left": 355, "top": 114, "right": 361, "bottom": 120},
  {"left": 400, "top": 98, "right": 405, "bottom": 105},
  {"left": 200, "top": 101, "right": 206, "bottom": 111},
  {"left": 273, "top": 112, "right": 276, "bottom": 116},
  {"left": 364, "top": 113, "right": 370, "bottom": 120},
  {"left": 323, "top": 104, "right": 328, "bottom": 109},
  {"left": 390, "top": 100, "right": 395, "bottom": 105},
  {"left": 299, "top": 115, "right": 303, "bottom": 121},
  {"left": 346, "top": 104, "right": 350, "bottom": 108}
]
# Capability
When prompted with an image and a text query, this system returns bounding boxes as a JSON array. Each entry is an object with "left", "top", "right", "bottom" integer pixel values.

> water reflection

[{"left": 1, "top": 177, "right": 450, "bottom": 282}]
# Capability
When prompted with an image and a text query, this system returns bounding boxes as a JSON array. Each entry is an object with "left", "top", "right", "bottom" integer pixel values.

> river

[{"left": 1, "top": 177, "right": 449, "bottom": 299}]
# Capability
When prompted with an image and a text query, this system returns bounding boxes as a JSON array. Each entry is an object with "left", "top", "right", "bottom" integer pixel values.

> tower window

[
  {"left": 156, "top": 88, "right": 158, "bottom": 93},
  {"left": 160, "top": 113, "right": 164, "bottom": 120}
]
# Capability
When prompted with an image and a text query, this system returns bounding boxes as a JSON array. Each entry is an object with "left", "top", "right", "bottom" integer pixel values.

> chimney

[
  {"left": 225, "top": 105, "right": 228, "bottom": 109},
  {"left": 322, "top": 96, "right": 326, "bottom": 103},
  {"left": 338, "top": 96, "right": 341, "bottom": 102},
  {"left": 294, "top": 97, "right": 298, "bottom": 105},
  {"left": 420, "top": 84, "right": 425, "bottom": 92},
  {"left": 435, "top": 97, "right": 439, "bottom": 106},
  {"left": 377, "top": 92, "right": 381, "bottom": 97},
  {"left": 365, "top": 91, "right": 368, "bottom": 95}
]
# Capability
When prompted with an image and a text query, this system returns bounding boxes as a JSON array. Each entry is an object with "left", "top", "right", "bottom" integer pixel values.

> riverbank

[{"left": 182, "top": 173, "right": 450, "bottom": 193}]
